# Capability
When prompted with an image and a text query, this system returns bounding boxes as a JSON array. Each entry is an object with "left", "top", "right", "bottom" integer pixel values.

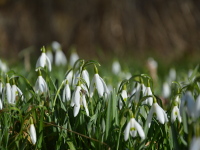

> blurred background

[{"left": 0, "top": 0, "right": 200, "bottom": 66}]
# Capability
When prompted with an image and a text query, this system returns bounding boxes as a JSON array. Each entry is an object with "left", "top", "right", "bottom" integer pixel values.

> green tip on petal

[
  {"left": 12, "top": 78, "right": 16, "bottom": 85},
  {"left": 65, "top": 80, "right": 68, "bottom": 84}
]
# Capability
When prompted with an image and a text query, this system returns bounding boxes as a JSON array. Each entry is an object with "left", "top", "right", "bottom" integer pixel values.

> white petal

[
  {"left": 11, "top": 85, "right": 17, "bottom": 104},
  {"left": 189, "top": 137, "right": 200, "bottom": 150},
  {"left": 121, "top": 90, "right": 127, "bottom": 100},
  {"left": 94, "top": 74, "right": 104, "bottom": 97},
  {"left": 134, "top": 119, "right": 145, "bottom": 139},
  {"left": 82, "top": 95, "right": 89, "bottom": 116},
  {"left": 171, "top": 106, "right": 177, "bottom": 123},
  {"left": 35, "top": 53, "right": 46, "bottom": 71},
  {"left": 124, "top": 121, "right": 131, "bottom": 141},
  {"left": 70, "top": 52, "right": 79, "bottom": 67},
  {"left": 154, "top": 103, "right": 165, "bottom": 124},
  {"left": 30, "top": 124, "right": 37, "bottom": 145},
  {"left": 0, "top": 98, "right": 3, "bottom": 110},
  {"left": 6, "top": 83, "right": 12, "bottom": 104},
  {"left": 99, "top": 76, "right": 110, "bottom": 94},
  {"left": 71, "top": 86, "right": 81, "bottom": 106},
  {"left": 45, "top": 54, "right": 52, "bottom": 71},
  {"left": 195, "top": 95, "right": 200, "bottom": 118},
  {"left": 16, "top": 87, "right": 24, "bottom": 100},
  {"left": 82, "top": 70, "right": 90, "bottom": 87},
  {"left": 55, "top": 50, "right": 67, "bottom": 66},
  {"left": 73, "top": 104, "right": 80, "bottom": 117}
]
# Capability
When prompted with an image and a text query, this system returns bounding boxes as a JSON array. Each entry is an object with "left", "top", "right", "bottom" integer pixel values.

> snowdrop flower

[
  {"left": 35, "top": 46, "right": 52, "bottom": 72},
  {"left": 0, "top": 80, "right": 3, "bottom": 94},
  {"left": 62, "top": 80, "right": 71, "bottom": 102},
  {"left": 119, "top": 85, "right": 128, "bottom": 110},
  {"left": 0, "top": 59, "right": 8, "bottom": 72},
  {"left": 162, "top": 82, "right": 171, "bottom": 99},
  {"left": 69, "top": 49, "right": 79, "bottom": 67},
  {"left": 143, "top": 86, "right": 153, "bottom": 106},
  {"left": 190, "top": 137, "right": 200, "bottom": 150},
  {"left": 112, "top": 60, "right": 121, "bottom": 75},
  {"left": 2, "top": 76, "right": 12, "bottom": 104},
  {"left": 124, "top": 117, "right": 145, "bottom": 141},
  {"left": 52, "top": 41, "right": 67, "bottom": 66},
  {"left": 0, "top": 98, "right": 3, "bottom": 110},
  {"left": 11, "top": 80, "right": 24, "bottom": 104},
  {"left": 34, "top": 70, "right": 48, "bottom": 95},
  {"left": 180, "top": 91, "right": 196, "bottom": 118},
  {"left": 196, "top": 95, "right": 200, "bottom": 118},
  {"left": 29, "top": 118, "right": 37, "bottom": 145},
  {"left": 146, "top": 98, "right": 168, "bottom": 128},
  {"left": 89, "top": 66, "right": 109, "bottom": 97},
  {"left": 46, "top": 50, "right": 53, "bottom": 64},
  {"left": 171, "top": 105, "right": 181, "bottom": 123},
  {"left": 65, "top": 70, "right": 73, "bottom": 85},
  {"left": 143, "top": 80, "right": 153, "bottom": 106},
  {"left": 71, "top": 82, "right": 89, "bottom": 117},
  {"left": 81, "top": 68, "right": 90, "bottom": 88}
]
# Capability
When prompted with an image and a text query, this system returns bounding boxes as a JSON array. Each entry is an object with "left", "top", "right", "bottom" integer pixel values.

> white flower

[
  {"left": 196, "top": 95, "right": 200, "bottom": 118},
  {"left": 119, "top": 89, "right": 128, "bottom": 110},
  {"left": 0, "top": 98, "right": 3, "bottom": 110},
  {"left": 65, "top": 70, "right": 73, "bottom": 85},
  {"left": 35, "top": 49, "right": 52, "bottom": 71},
  {"left": 46, "top": 50, "right": 53, "bottom": 64},
  {"left": 55, "top": 50, "right": 67, "bottom": 66},
  {"left": 146, "top": 102, "right": 168, "bottom": 128},
  {"left": 162, "top": 82, "right": 171, "bottom": 98},
  {"left": 62, "top": 80, "right": 71, "bottom": 102},
  {"left": 69, "top": 51, "right": 79, "bottom": 67},
  {"left": 0, "top": 81, "right": 3, "bottom": 94},
  {"left": 29, "top": 124, "right": 37, "bottom": 145},
  {"left": 82, "top": 69, "right": 90, "bottom": 88},
  {"left": 190, "top": 137, "right": 200, "bottom": 150},
  {"left": 124, "top": 118, "right": 145, "bottom": 141},
  {"left": 34, "top": 75, "right": 48, "bottom": 95},
  {"left": 71, "top": 85, "right": 89, "bottom": 117},
  {"left": 89, "top": 73, "right": 109, "bottom": 97},
  {"left": 112, "top": 60, "right": 121, "bottom": 75},
  {"left": 0, "top": 59, "right": 8, "bottom": 72},
  {"left": 2, "top": 83, "right": 12, "bottom": 104},
  {"left": 180, "top": 91, "right": 196, "bottom": 118},
  {"left": 171, "top": 106, "right": 182, "bottom": 123},
  {"left": 11, "top": 84, "right": 23, "bottom": 104},
  {"left": 143, "top": 87, "right": 153, "bottom": 106}
]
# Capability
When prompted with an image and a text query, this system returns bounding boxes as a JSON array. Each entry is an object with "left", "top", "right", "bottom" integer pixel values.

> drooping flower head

[
  {"left": 35, "top": 46, "right": 52, "bottom": 72},
  {"left": 146, "top": 96, "right": 168, "bottom": 128},
  {"left": 34, "top": 70, "right": 48, "bottom": 95},
  {"left": 52, "top": 41, "right": 67, "bottom": 66},
  {"left": 62, "top": 79, "right": 71, "bottom": 102},
  {"left": 69, "top": 48, "right": 79, "bottom": 67},
  {"left": 29, "top": 117, "right": 37, "bottom": 145},
  {"left": 171, "top": 95, "right": 181, "bottom": 123},
  {"left": 71, "top": 81, "right": 89, "bottom": 117},
  {"left": 124, "top": 117, "right": 145, "bottom": 141},
  {"left": 2, "top": 75, "right": 12, "bottom": 104},
  {"left": 119, "top": 84, "right": 128, "bottom": 110},
  {"left": 11, "top": 78, "right": 23, "bottom": 104},
  {"left": 89, "top": 65, "right": 109, "bottom": 98}
]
